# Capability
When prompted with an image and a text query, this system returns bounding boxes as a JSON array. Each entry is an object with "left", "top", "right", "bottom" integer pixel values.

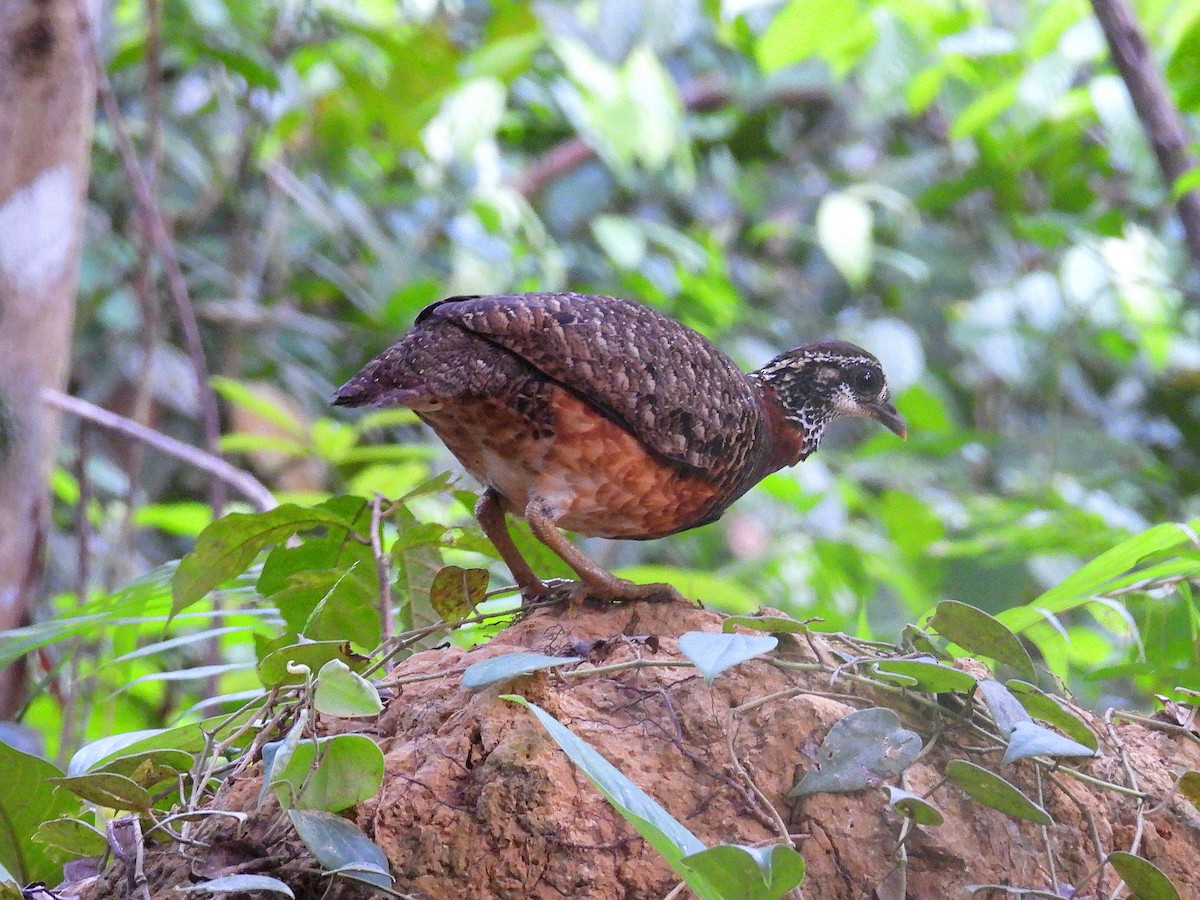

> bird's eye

[{"left": 853, "top": 368, "right": 880, "bottom": 395}]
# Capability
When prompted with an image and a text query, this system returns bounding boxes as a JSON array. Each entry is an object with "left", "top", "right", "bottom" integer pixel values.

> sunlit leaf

[
  {"left": 270, "top": 735, "right": 384, "bottom": 812},
  {"left": 0, "top": 743, "right": 79, "bottom": 883},
  {"left": 681, "top": 843, "right": 806, "bottom": 900},
  {"left": 678, "top": 632, "right": 777, "bottom": 685},
  {"left": 314, "top": 659, "right": 383, "bottom": 718}
]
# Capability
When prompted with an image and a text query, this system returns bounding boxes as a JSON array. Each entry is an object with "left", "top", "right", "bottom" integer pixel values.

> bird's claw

[{"left": 523, "top": 578, "right": 686, "bottom": 606}]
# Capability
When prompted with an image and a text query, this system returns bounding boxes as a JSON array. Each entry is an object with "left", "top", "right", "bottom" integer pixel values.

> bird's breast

[{"left": 419, "top": 381, "right": 724, "bottom": 540}]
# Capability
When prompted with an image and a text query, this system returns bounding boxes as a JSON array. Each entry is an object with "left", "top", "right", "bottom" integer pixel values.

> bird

[{"left": 332, "top": 292, "right": 906, "bottom": 604}]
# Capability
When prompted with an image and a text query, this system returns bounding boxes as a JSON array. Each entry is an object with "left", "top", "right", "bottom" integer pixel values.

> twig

[
  {"left": 371, "top": 495, "right": 395, "bottom": 671},
  {"left": 75, "top": 0, "right": 227, "bottom": 513},
  {"left": 42, "top": 388, "right": 275, "bottom": 512},
  {"left": 1089, "top": 0, "right": 1200, "bottom": 271}
]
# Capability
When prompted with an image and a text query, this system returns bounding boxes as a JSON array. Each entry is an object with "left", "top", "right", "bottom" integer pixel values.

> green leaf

[
  {"left": 257, "top": 641, "right": 370, "bottom": 689},
  {"left": 1108, "top": 851, "right": 1181, "bottom": 900},
  {"left": 429, "top": 565, "right": 489, "bottom": 623},
  {"left": 390, "top": 504, "right": 443, "bottom": 638},
  {"left": 1172, "top": 165, "right": 1200, "bottom": 199},
  {"left": 1005, "top": 681, "right": 1099, "bottom": 751},
  {"left": 93, "top": 748, "right": 194, "bottom": 787},
  {"left": 0, "top": 743, "right": 79, "bottom": 884},
  {"left": 173, "top": 503, "right": 355, "bottom": 615},
  {"left": 314, "top": 659, "right": 383, "bottom": 718},
  {"left": 756, "top": 0, "right": 875, "bottom": 76},
  {"left": 680, "top": 843, "right": 806, "bottom": 900},
  {"left": 722, "top": 615, "right": 811, "bottom": 636},
  {"left": 976, "top": 679, "right": 1033, "bottom": 734},
  {"left": 178, "top": 875, "right": 295, "bottom": 897},
  {"left": 950, "top": 82, "right": 1018, "bottom": 139},
  {"left": 1000, "top": 519, "right": 1200, "bottom": 633},
  {"left": 211, "top": 376, "right": 305, "bottom": 437},
  {"left": 270, "top": 735, "right": 384, "bottom": 812},
  {"left": 885, "top": 787, "right": 944, "bottom": 826},
  {"left": 945, "top": 761, "right": 1053, "bottom": 825},
  {"left": 1179, "top": 771, "right": 1200, "bottom": 811},
  {"left": 613, "top": 565, "right": 756, "bottom": 613},
  {"left": 504, "top": 696, "right": 720, "bottom": 900},
  {"left": 929, "top": 601, "right": 1036, "bottom": 680},
  {"left": 1000, "top": 721, "right": 1096, "bottom": 765},
  {"left": 48, "top": 773, "right": 153, "bottom": 812},
  {"left": 462, "top": 651, "right": 582, "bottom": 689},
  {"left": 789, "top": 708, "right": 922, "bottom": 798},
  {"left": 32, "top": 816, "right": 108, "bottom": 857},
  {"left": 677, "top": 632, "right": 777, "bottom": 685},
  {"left": 288, "top": 809, "right": 393, "bottom": 889},
  {"left": 270, "top": 563, "right": 381, "bottom": 648},
  {"left": 817, "top": 191, "right": 873, "bottom": 289},
  {"left": 872, "top": 658, "right": 978, "bottom": 693}
]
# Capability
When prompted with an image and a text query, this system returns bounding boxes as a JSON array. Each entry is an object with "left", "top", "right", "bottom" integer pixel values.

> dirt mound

[{"left": 85, "top": 599, "right": 1200, "bottom": 898}]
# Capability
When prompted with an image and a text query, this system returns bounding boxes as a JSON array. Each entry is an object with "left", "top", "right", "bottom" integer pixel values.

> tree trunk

[{"left": 0, "top": 0, "right": 96, "bottom": 719}]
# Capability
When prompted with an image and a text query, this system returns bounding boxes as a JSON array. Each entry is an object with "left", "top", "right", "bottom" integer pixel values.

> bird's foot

[{"left": 521, "top": 577, "right": 688, "bottom": 607}]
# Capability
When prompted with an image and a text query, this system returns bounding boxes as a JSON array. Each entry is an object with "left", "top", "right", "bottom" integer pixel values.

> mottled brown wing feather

[{"left": 421, "top": 292, "right": 764, "bottom": 480}]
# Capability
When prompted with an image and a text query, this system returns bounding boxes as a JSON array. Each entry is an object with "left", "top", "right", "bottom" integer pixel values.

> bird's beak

[{"left": 864, "top": 398, "right": 907, "bottom": 440}]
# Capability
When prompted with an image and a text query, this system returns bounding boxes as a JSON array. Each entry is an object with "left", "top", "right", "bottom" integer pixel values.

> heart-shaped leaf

[
  {"left": 946, "top": 760, "right": 1052, "bottom": 825},
  {"left": 929, "top": 601, "right": 1036, "bottom": 679},
  {"left": 430, "top": 565, "right": 489, "bottom": 622},
  {"left": 790, "top": 708, "right": 922, "bottom": 798},
  {"left": 1005, "top": 681, "right": 1098, "bottom": 751},
  {"left": 32, "top": 817, "right": 108, "bottom": 857},
  {"left": 462, "top": 652, "right": 581, "bottom": 689},
  {"left": 681, "top": 843, "right": 806, "bottom": 900},
  {"left": 48, "top": 773, "right": 152, "bottom": 812},
  {"left": 885, "top": 787, "right": 944, "bottom": 826},
  {"left": 977, "top": 679, "right": 1032, "bottom": 734},
  {"left": 288, "top": 809, "right": 392, "bottom": 889},
  {"left": 1001, "top": 720, "right": 1096, "bottom": 765},
  {"left": 257, "top": 641, "right": 369, "bottom": 688},
  {"left": 678, "top": 632, "right": 777, "bottom": 685},
  {"left": 314, "top": 660, "right": 382, "bottom": 718},
  {"left": 270, "top": 735, "right": 384, "bottom": 812}
]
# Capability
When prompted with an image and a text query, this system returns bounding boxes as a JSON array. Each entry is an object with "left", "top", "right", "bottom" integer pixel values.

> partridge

[{"left": 333, "top": 292, "right": 906, "bottom": 602}]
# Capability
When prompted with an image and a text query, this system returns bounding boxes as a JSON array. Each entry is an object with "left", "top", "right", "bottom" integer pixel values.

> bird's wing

[{"left": 420, "top": 292, "right": 763, "bottom": 476}]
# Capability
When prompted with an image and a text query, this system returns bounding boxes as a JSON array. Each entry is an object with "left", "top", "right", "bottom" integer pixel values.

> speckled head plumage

[{"left": 751, "top": 339, "right": 907, "bottom": 457}]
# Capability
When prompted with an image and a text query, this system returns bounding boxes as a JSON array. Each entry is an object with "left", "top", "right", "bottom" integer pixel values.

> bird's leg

[
  {"left": 474, "top": 488, "right": 546, "bottom": 602},
  {"left": 524, "top": 500, "right": 684, "bottom": 603}
]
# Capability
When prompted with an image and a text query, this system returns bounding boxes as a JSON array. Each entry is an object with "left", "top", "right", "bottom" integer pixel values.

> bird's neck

[{"left": 749, "top": 372, "right": 832, "bottom": 471}]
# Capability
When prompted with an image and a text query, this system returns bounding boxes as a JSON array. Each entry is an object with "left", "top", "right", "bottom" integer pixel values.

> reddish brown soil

[{"left": 84, "top": 599, "right": 1200, "bottom": 899}]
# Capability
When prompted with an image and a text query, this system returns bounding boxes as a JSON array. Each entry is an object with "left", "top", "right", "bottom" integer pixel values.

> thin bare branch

[
  {"left": 75, "top": 0, "right": 227, "bottom": 512},
  {"left": 42, "top": 389, "right": 275, "bottom": 512}
]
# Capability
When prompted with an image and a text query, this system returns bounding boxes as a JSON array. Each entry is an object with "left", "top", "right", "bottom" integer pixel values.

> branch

[
  {"left": 75, "top": 0, "right": 228, "bottom": 512},
  {"left": 42, "top": 389, "right": 275, "bottom": 513},
  {"left": 1089, "top": 0, "right": 1200, "bottom": 271},
  {"left": 514, "top": 77, "right": 830, "bottom": 199}
]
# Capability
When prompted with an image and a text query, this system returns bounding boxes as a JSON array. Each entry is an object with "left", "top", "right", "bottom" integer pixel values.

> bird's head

[{"left": 750, "top": 340, "right": 906, "bottom": 461}]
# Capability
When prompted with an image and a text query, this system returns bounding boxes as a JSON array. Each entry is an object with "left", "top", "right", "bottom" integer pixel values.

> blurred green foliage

[{"left": 14, "top": 0, "right": 1200, "bottom": 759}]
